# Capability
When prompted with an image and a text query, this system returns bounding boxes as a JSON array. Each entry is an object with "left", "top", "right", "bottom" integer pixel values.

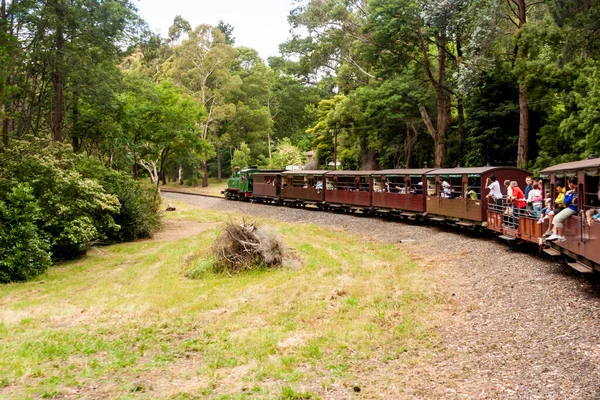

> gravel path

[{"left": 163, "top": 193, "right": 600, "bottom": 399}]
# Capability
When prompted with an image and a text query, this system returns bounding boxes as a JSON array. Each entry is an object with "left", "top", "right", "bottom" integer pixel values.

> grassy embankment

[{"left": 0, "top": 200, "right": 448, "bottom": 399}]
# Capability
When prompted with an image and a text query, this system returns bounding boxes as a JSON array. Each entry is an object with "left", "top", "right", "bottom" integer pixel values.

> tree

[
  {"left": 231, "top": 142, "right": 251, "bottom": 171},
  {"left": 162, "top": 23, "right": 239, "bottom": 187},
  {"left": 118, "top": 74, "right": 208, "bottom": 193},
  {"left": 267, "top": 138, "right": 306, "bottom": 169}
]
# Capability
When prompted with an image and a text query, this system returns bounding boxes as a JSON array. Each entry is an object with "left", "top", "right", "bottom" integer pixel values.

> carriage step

[
  {"left": 430, "top": 217, "right": 445, "bottom": 222},
  {"left": 567, "top": 261, "right": 594, "bottom": 274},
  {"left": 456, "top": 221, "right": 475, "bottom": 227},
  {"left": 400, "top": 212, "right": 417, "bottom": 218},
  {"left": 543, "top": 247, "right": 561, "bottom": 257},
  {"left": 498, "top": 234, "right": 516, "bottom": 241}
]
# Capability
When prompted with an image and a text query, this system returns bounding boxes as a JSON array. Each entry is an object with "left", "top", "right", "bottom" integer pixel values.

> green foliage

[
  {"left": 77, "top": 159, "right": 162, "bottom": 243},
  {"left": 0, "top": 184, "right": 52, "bottom": 283},
  {"left": 0, "top": 142, "right": 121, "bottom": 260},
  {"left": 267, "top": 138, "right": 306, "bottom": 169},
  {"left": 463, "top": 69, "right": 520, "bottom": 166},
  {"left": 0, "top": 141, "right": 162, "bottom": 282},
  {"left": 231, "top": 142, "right": 252, "bottom": 170}
]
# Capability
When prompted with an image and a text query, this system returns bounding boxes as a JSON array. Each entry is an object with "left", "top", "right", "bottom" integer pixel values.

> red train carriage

[
  {"left": 371, "top": 169, "right": 433, "bottom": 217},
  {"left": 252, "top": 171, "right": 283, "bottom": 202},
  {"left": 324, "top": 171, "right": 373, "bottom": 211},
  {"left": 540, "top": 158, "right": 600, "bottom": 273},
  {"left": 427, "top": 167, "right": 530, "bottom": 227},
  {"left": 280, "top": 170, "right": 328, "bottom": 206}
]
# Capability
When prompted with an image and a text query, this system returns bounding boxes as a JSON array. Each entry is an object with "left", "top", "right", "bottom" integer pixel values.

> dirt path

[{"left": 163, "top": 192, "right": 600, "bottom": 399}]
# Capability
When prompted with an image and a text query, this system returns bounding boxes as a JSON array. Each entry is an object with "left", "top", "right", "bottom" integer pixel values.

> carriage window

[
  {"left": 292, "top": 176, "right": 306, "bottom": 188},
  {"left": 359, "top": 176, "right": 370, "bottom": 192},
  {"left": 410, "top": 175, "right": 423, "bottom": 195},
  {"left": 327, "top": 177, "right": 335, "bottom": 190},
  {"left": 584, "top": 173, "right": 599, "bottom": 208},
  {"left": 373, "top": 176, "right": 383, "bottom": 192},
  {"left": 335, "top": 176, "right": 354, "bottom": 190},
  {"left": 467, "top": 176, "right": 481, "bottom": 200},
  {"left": 386, "top": 175, "right": 405, "bottom": 193},
  {"left": 439, "top": 176, "right": 463, "bottom": 199}
]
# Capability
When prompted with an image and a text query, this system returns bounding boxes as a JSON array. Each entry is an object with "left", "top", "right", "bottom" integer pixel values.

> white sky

[{"left": 134, "top": 0, "right": 297, "bottom": 60}]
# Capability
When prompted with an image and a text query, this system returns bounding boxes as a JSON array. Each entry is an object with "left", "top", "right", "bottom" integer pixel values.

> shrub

[
  {"left": 0, "top": 141, "right": 162, "bottom": 282},
  {"left": 77, "top": 159, "right": 161, "bottom": 243},
  {"left": 0, "top": 142, "right": 121, "bottom": 259},
  {"left": 0, "top": 184, "right": 52, "bottom": 283}
]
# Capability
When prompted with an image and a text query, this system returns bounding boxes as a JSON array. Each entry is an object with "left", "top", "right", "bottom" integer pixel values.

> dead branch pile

[{"left": 211, "top": 219, "right": 285, "bottom": 273}]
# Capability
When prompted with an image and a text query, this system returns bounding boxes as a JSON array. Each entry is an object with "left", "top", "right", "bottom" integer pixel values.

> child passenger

[{"left": 527, "top": 183, "right": 543, "bottom": 218}]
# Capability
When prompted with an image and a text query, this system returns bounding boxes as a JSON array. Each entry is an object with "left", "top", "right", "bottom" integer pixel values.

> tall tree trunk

[
  {"left": 457, "top": 98, "right": 465, "bottom": 142},
  {"left": 434, "top": 32, "right": 449, "bottom": 168},
  {"left": 1, "top": 103, "right": 8, "bottom": 149},
  {"left": 52, "top": 0, "right": 65, "bottom": 142},
  {"left": 193, "top": 166, "right": 198, "bottom": 187},
  {"left": 178, "top": 163, "right": 183, "bottom": 185},
  {"left": 435, "top": 88, "right": 449, "bottom": 168},
  {"left": 72, "top": 92, "right": 81, "bottom": 151},
  {"left": 517, "top": 84, "right": 529, "bottom": 168},
  {"left": 515, "top": 0, "right": 529, "bottom": 168},
  {"left": 201, "top": 160, "right": 208, "bottom": 187},
  {"left": 217, "top": 146, "right": 222, "bottom": 182}
]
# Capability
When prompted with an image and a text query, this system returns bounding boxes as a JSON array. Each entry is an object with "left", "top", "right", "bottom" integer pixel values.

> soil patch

[{"left": 150, "top": 219, "right": 220, "bottom": 241}]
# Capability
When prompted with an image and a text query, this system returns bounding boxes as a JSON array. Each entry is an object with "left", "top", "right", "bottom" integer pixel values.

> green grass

[{"left": 0, "top": 200, "right": 448, "bottom": 399}]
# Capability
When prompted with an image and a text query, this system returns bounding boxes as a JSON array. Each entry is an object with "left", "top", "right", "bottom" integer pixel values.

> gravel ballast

[{"left": 163, "top": 192, "right": 600, "bottom": 399}]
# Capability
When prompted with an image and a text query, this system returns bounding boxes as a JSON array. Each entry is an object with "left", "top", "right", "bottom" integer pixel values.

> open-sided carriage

[
  {"left": 324, "top": 171, "right": 373, "bottom": 212},
  {"left": 426, "top": 167, "right": 530, "bottom": 227},
  {"left": 280, "top": 170, "right": 328, "bottom": 207},
  {"left": 371, "top": 169, "right": 432, "bottom": 218},
  {"left": 540, "top": 158, "right": 600, "bottom": 273},
  {"left": 252, "top": 171, "right": 283, "bottom": 203}
]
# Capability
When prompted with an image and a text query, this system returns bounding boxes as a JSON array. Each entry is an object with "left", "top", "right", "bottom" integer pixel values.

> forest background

[
  {"left": 2, "top": 0, "right": 600, "bottom": 181},
  {"left": 1, "top": 0, "right": 600, "bottom": 281}
]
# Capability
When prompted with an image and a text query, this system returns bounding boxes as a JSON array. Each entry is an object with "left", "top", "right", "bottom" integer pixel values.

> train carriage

[
  {"left": 426, "top": 167, "right": 530, "bottom": 226},
  {"left": 251, "top": 171, "right": 283, "bottom": 202},
  {"left": 540, "top": 158, "right": 600, "bottom": 273},
  {"left": 280, "top": 170, "right": 328, "bottom": 206},
  {"left": 371, "top": 169, "right": 433, "bottom": 217},
  {"left": 324, "top": 171, "right": 373, "bottom": 211}
]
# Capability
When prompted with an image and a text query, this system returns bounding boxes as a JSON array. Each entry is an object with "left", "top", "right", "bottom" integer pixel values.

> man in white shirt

[{"left": 486, "top": 174, "right": 503, "bottom": 211}]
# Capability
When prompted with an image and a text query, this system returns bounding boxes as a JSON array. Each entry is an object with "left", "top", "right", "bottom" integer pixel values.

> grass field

[{"left": 0, "top": 201, "right": 448, "bottom": 399}]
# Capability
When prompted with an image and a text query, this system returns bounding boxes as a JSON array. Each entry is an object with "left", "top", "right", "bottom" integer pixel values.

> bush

[
  {"left": 0, "top": 142, "right": 121, "bottom": 259},
  {"left": 0, "top": 141, "right": 162, "bottom": 282},
  {"left": 0, "top": 184, "right": 52, "bottom": 283},
  {"left": 77, "top": 159, "right": 161, "bottom": 243}
]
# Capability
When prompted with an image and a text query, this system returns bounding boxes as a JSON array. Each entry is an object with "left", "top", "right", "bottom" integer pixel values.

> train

[{"left": 222, "top": 159, "right": 600, "bottom": 274}]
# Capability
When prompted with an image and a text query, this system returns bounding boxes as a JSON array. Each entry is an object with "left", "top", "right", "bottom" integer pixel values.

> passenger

[
  {"left": 510, "top": 181, "right": 526, "bottom": 228},
  {"left": 585, "top": 188, "right": 600, "bottom": 226},
  {"left": 543, "top": 182, "right": 566, "bottom": 236},
  {"left": 524, "top": 176, "right": 533, "bottom": 200},
  {"left": 441, "top": 181, "right": 452, "bottom": 198},
  {"left": 415, "top": 182, "right": 423, "bottom": 195},
  {"left": 527, "top": 183, "right": 543, "bottom": 218},
  {"left": 503, "top": 180, "right": 513, "bottom": 227},
  {"left": 537, "top": 191, "right": 552, "bottom": 224},
  {"left": 466, "top": 187, "right": 478, "bottom": 200},
  {"left": 546, "top": 178, "right": 578, "bottom": 242},
  {"left": 486, "top": 175, "right": 503, "bottom": 211}
]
